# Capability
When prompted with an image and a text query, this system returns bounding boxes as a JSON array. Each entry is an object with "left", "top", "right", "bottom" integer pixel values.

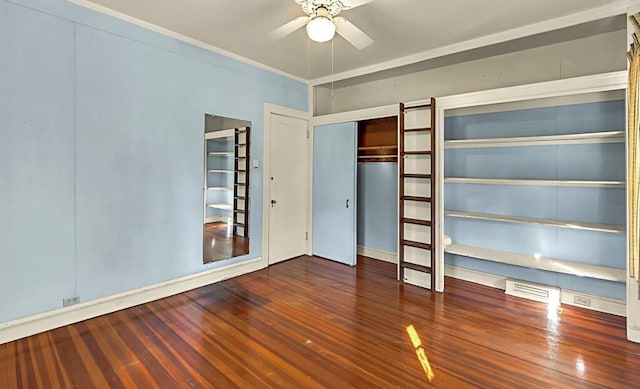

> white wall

[{"left": 315, "top": 30, "right": 626, "bottom": 115}]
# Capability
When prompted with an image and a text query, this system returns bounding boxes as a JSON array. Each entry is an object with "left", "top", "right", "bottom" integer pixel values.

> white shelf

[
  {"left": 444, "top": 243, "right": 626, "bottom": 283},
  {"left": 444, "top": 177, "right": 625, "bottom": 188},
  {"left": 207, "top": 203, "right": 233, "bottom": 211},
  {"left": 207, "top": 169, "right": 234, "bottom": 174},
  {"left": 208, "top": 152, "right": 234, "bottom": 157},
  {"left": 444, "top": 131, "right": 624, "bottom": 149},
  {"left": 207, "top": 186, "right": 233, "bottom": 191},
  {"left": 444, "top": 210, "right": 624, "bottom": 234},
  {"left": 205, "top": 129, "right": 234, "bottom": 140}
]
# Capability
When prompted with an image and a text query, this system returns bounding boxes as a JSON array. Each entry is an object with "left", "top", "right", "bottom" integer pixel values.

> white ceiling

[{"left": 78, "top": 0, "right": 627, "bottom": 81}]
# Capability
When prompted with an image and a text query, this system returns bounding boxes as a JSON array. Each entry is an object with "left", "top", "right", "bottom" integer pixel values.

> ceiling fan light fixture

[{"left": 306, "top": 7, "right": 336, "bottom": 43}]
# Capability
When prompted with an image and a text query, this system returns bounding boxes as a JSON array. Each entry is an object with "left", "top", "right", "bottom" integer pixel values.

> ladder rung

[
  {"left": 401, "top": 262, "right": 432, "bottom": 273},
  {"left": 403, "top": 127, "right": 431, "bottom": 133},
  {"left": 401, "top": 218, "right": 431, "bottom": 226},
  {"left": 402, "top": 151, "right": 431, "bottom": 156},
  {"left": 235, "top": 196, "right": 246, "bottom": 200},
  {"left": 401, "top": 196, "right": 432, "bottom": 202},
  {"left": 402, "top": 174, "right": 431, "bottom": 179},
  {"left": 234, "top": 222, "right": 245, "bottom": 227},
  {"left": 403, "top": 103, "right": 432, "bottom": 110},
  {"left": 401, "top": 240, "right": 432, "bottom": 250},
  {"left": 234, "top": 210, "right": 246, "bottom": 214}
]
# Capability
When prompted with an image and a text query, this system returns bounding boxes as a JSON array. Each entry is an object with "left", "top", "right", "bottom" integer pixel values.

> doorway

[{"left": 265, "top": 112, "right": 310, "bottom": 265}]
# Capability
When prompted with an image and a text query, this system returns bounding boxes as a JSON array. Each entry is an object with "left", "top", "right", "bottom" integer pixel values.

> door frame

[{"left": 263, "top": 103, "right": 312, "bottom": 266}]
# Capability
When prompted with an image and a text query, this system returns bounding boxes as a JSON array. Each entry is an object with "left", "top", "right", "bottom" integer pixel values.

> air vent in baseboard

[{"left": 505, "top": 279, "right": 560, "bottom": 305}]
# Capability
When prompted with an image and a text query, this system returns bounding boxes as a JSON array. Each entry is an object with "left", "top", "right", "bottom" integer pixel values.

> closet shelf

[
  {"left": 444, "top": 210, "right": 625, "bottom": 233},
  {"left": 444, "top": 131, "right": 624, "bottom": 149},
  {"left": 207, "top": 169, "right": 234, "bottom": 174},
  {"left": 358, "top": 145, "right": 397, "bottom": 151},
  {"left": 444, "top": 243, "right": 626, "bottom": 283},
  {"left": 207, "top": 186, "right": 233, "bottom": 191},
  {"left": 208, "top": 203, "right": 233, "bottom": 211},
  {"left": 358, "top": 155, "right": 397, "bottom": 159},
  {"left": 444, "top": 177, "right": 625, "bottom": 188}
]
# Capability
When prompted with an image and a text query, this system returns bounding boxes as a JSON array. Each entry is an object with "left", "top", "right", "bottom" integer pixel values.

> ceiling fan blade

[
  {"left": 268, "top": 16, "right": 308, "bottom": 40},
  {"left": 341, "top": 0, "right": 375, "bottom": 9},
  {"left": 335, "top": 17, "right": 373, "bottom": 50}
]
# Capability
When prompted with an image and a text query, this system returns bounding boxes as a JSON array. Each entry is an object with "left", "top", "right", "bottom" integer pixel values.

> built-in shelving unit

[
  {"left": 204, "top": 129, "right": 235, "bottom": 224},
  {"left": 442, "top": 92, "right": 627, "bottom": 300}
]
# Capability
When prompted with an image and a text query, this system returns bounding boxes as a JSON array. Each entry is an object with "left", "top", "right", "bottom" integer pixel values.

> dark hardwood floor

[
  {"left": 203, "top": 222, "right": 249, "bottom": 263},
  {"left": 2, "top": 256, "right": 639, "bottom": 388}
]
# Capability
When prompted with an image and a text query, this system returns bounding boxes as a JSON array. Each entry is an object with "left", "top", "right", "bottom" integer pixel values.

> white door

[{"left": 268, "top": 114, "right": 308, "bottom": 264}]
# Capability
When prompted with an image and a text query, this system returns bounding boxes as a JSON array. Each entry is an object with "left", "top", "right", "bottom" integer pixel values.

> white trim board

[
  {"left": 443, "top": 264, "right": 626, "bottom": 317},
  {"left": 0, "top": 257, "right": 264, "bottom": 345},
  {"left": 311, "top": 104, "right": 397, "bottom": 126},
  {"left": 66, "top": 0, "right": 307, "bottom": 84},
  {"left": 357, "top": 246, "right": 397, "bottom": 263}
]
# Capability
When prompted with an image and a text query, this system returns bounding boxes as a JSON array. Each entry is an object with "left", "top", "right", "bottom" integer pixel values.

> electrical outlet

[
  {"left": 63, "top": 296, "right": 80, "bottom": 307},
  {"left": 574, "top": 295, "right": 591, "bottom": 307}
]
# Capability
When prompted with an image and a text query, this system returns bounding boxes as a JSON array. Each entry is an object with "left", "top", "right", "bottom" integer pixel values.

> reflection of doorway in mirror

[{"left": 203, "top": 114, "right": 250, "bottom": 263}]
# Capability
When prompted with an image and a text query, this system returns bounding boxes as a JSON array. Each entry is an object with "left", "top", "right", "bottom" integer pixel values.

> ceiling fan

[{"left": 269, "top": 0, "right": 375, "bottom": 50}]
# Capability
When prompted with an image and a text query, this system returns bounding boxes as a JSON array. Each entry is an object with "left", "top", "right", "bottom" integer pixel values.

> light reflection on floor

[{"left": 406, "top": 324, "right": 435, "bottom": 382}]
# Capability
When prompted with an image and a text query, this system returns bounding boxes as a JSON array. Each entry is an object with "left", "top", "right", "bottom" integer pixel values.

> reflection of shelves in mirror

[
  {"left": 445, "top": 210, "right": 625, "bottom": 233},
  {"left": 207, "top": 186, "right": 233, "bottom": 191},
  {"left": 444, "top": 243, "right": 626, "bottom": 283},
  {"left": 444, "top": 131, "right": 624, "bottom": 149},
  {"left": 208, "top": 203, "right": 233, "bottom": 211},
  {"left": 207, "top": 169, "right": 234, "bottom": 174},
  {"left": 208, "top": 152, "right": 234, "bottom": 157},
  {"left": 444, "top": 177, "right": 625, "bottom": 188}
]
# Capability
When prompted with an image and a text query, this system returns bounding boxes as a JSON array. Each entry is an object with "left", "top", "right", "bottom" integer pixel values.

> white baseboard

[
  {"left": 0, "top": 257, "right": 264, "bottom": 345},
  {"left": 204, "top": 215, "right": 231, "bottom": 224},
  {"left": 357, "top": 246, "right": 397, "bottom": 263},
  {"left": 561, "top": 289, "right": 626, "bottom": 317},
  {"left": 444, "top": 264, "right": 625, "bottom": 317}
]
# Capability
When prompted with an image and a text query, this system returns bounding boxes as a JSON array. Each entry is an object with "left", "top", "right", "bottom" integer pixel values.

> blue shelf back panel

[
  {"left": 357, "top": 162, "right": 398, "bottom": 253},
  {"left": 445, "top": 184, "right": 625, "bottom": 226},
  {"left": 444, "top": 143, "right": 625, "bottom": 181},
  {"left": 445, "top": 100, "right": 625, "bottom": 140},
  {"left": 445, "top": 254, "right": 626, "bottom": 301}
]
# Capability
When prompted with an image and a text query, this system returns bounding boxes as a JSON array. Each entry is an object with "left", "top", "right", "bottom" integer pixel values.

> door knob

[{"left": 346, "top": 199, "right": 349, "bottom": 208}]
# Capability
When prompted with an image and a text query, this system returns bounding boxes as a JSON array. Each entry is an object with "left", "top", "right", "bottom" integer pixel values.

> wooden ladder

[
  {"left": 399, "top": 98, "right": 436, "bottom": 290},
  {"left": 233, "top": 126, "right": 250, "bottom": 238}
]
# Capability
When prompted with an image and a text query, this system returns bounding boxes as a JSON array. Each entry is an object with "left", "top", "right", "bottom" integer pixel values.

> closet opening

[{"left": 356, "top": 116, "right": 398, "bottom": 264}]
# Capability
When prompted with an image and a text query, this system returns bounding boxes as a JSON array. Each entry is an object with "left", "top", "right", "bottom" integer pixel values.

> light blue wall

[
  {"left": 444, "top": 100, "right": 626, "bottom": 300},
  {"left": 357, "top": 163, "right": 398, "bottom": 253},
  {"left": 0, "top": 0, "right": 307, "bottom": 322}
]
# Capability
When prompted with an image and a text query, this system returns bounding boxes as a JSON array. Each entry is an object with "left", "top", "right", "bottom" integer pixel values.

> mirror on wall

[{"left": 203, "top": 114, "right": 251, "bottom": 263}]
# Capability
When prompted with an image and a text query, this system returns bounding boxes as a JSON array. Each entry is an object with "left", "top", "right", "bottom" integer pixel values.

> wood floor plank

[{"left": 2, "top": 255, "right": 640, "bottom": 388}]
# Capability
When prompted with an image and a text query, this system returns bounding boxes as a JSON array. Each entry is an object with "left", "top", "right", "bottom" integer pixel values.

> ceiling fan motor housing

[{"left": 295, "top": 0, "right": 348, "bottom": 16}]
